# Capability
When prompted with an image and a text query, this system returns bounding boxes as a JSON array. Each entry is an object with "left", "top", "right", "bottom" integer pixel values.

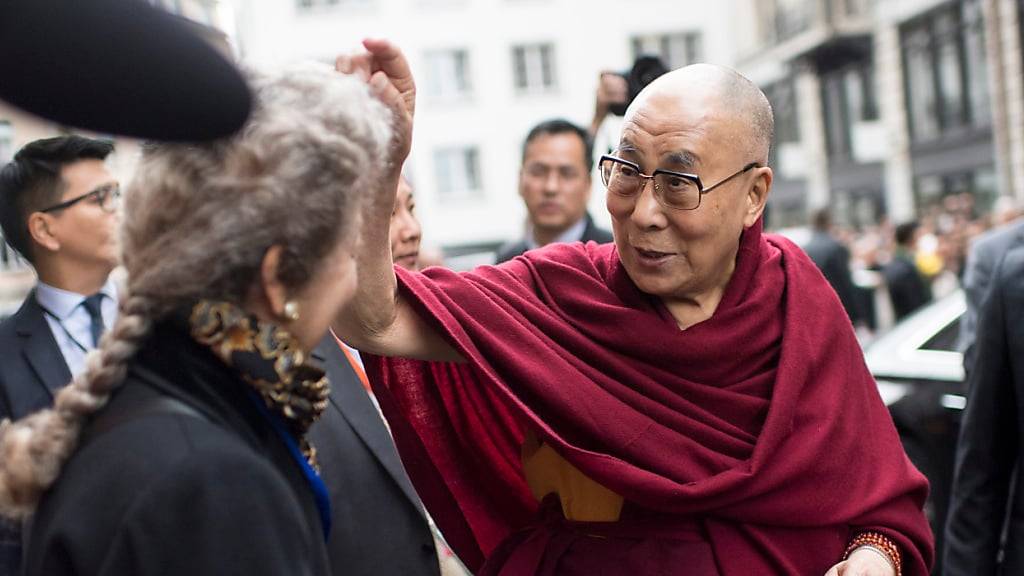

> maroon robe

[{"left": 364, "top": 221, "right": 934, "bottom": 575}]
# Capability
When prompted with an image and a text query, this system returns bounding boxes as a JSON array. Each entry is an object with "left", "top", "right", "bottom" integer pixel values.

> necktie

[{"left": 81, "top": 293, "right": 105, "bottom": 347}]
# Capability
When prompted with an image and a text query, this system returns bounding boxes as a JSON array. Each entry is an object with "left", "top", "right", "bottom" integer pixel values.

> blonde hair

[{"left": 0, "top": 64, "right": 391, "bottom": 517}]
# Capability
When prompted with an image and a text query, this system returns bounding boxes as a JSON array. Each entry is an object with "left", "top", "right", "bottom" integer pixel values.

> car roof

[{"left": 864, "top": 289, "right": 965, "bottom": 383}]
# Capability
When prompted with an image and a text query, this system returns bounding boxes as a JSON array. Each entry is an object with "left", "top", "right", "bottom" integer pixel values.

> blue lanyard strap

[{"left": 246, "top": 391, "right": 332, "bottom": 541}]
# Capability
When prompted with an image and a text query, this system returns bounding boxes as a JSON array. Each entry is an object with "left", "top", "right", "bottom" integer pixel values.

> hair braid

[{"left": 0, "top": 281, "right": 154, "bottom": 517}]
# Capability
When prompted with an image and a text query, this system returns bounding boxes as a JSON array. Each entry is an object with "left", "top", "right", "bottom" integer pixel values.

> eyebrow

[
  {"left": 662, "top": 151, "right": 700, "bottom": 171},
  {"left": 89, "top": 181, "right": 119, "bottom": 194}
]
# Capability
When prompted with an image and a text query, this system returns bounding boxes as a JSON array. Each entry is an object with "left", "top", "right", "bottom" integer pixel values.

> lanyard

[
  {"left": 39, "top": 304, "right": 91, "bottom": 354},
  {"left": 246, "top": 391, "right": 332, "bottom": 541}
]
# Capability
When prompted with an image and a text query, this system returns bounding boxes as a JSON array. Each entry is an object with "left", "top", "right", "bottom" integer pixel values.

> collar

[
  {"left": 526, "top": 214, "right": 589, "bottom": 251},
  {"left": 35, "top": 277, "right": 117, "bottom": 320}
]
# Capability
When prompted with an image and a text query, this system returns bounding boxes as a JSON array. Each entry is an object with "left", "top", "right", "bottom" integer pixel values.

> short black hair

[
  {"left": 521, "top": 118, "right": 594, "bottom": 173},
  {"left": 894, "top": 221, "right": 919, "bottom": 247},
  {"left": 0, "top": 135, "right": 114, "bottom": 263}
]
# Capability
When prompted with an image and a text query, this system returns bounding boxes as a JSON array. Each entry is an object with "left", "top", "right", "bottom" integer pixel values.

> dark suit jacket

[
  {"left": 944, "top": 245, "right": 1024, "bottom": 576},
  {"left": 0, "top": 290, "right": 72, "bottom": 421},
  {"left": 25, "top": 322, "right": 331, "bottom": 576},
  {"left": 803, "top": 231, "right": 862, "bottom": 324},
  {"left": 0, "top": 291, "right": 71, "bottom": 575},
  {"left": 958, "top": 219, "right": 1024, "bottom": 375},
  {"left": 309, "top": 337, "right": 440, "bottom": 576},
  {"left": 494, "top": 212, "right": 613, "bottom": 264}
]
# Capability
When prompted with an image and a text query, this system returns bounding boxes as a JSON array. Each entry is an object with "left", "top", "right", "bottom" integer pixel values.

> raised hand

[{"left": 336, "top": 38, "right": 415, "bottom": 167}]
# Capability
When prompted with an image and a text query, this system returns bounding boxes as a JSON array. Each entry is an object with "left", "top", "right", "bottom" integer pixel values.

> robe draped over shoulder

[{"left": 364, "top": 221, "right": 934, "bottom": 575}]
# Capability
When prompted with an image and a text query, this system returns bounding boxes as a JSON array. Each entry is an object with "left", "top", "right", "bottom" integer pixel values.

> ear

[
  {"left": 258, "top": 245, "right": 289, "bottom": 319},
  {"left": 27, "top": 212, "right": 61, "bottom": 253},
  {"left": 742, "top": 166, "right": 772, "bottom": 228}
]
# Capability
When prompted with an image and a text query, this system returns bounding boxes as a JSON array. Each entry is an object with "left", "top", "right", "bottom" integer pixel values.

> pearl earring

[{"left": 283, "top": 300, "right": 300, "bottom": 322}]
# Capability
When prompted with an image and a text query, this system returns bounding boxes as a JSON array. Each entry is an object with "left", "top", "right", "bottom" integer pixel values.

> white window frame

[
  {"left": 511, "top": 43, "right": 557, "bottom": 94},
  {"left": 424, "top": 49, "right": 473, "bottom": 101},
  {"left": 434, "top": 146, "right": 483, "bottom": 201}
]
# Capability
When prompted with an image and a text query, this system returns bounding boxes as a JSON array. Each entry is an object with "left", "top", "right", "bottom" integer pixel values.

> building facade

[
  {"left": 229, "top": 0, "right": 736, "bottom": 255},
  {"left": 737, "top": 0, "right": 1024, "bottom": 229}
]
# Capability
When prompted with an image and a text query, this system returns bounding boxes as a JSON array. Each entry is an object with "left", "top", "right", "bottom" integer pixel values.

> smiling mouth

[{"left": 634, "top": 247, "right": 674, "bottom": 260}]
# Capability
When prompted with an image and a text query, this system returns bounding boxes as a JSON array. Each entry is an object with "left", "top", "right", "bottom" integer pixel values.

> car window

[{"left": 921, "top": 316, "right": 961, "bottom": 352}]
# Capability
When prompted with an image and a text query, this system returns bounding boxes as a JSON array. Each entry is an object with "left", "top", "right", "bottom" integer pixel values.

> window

[
  {"left": 962, "top": 0, "right": 990, "bottom": 124},
  {"left": 821, "top": 61, "right": 879, "bottom": 159},
  {"left": 0, "top": 119, "right": 24, "bottom": 269},
  {"left": 512, "top": 43, "right": 556, "bottom": 93},
  {"left": 434, "top": 147, "right": 482, "bottom": 200},
  {"left": 424, "top": 49, "right": 472, "bottom": 100},
  {"left": 764, "top": 78, "right": 800, "bottom": 144},
  {"left": 631, "top": 32, "right": 702, "bottom": 69},
  {"left": 901, "top": 0, "right": 991, "bottom": 142},
  {"left": 775, "top": 0, "right": 817, "bottom": 41}
]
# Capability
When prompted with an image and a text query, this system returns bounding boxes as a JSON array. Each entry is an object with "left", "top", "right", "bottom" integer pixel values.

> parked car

[{"left": 864, "top": 289, "right": 966, "bottom": 574}]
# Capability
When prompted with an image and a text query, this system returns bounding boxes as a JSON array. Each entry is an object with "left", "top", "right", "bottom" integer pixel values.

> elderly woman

[
  {"left": 0, "top": 58, "right": 401, "bottom": 575},
  {"left": 336, "top": 42, "right": 933, "bottom": 576}
]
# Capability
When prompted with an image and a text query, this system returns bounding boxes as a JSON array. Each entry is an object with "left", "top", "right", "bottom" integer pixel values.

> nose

[
  {"left": 542, "top": 171, "right": 561, "bottom": 196},
  {"left": 629, "top": 178, "right": 667, "bottom": 230},
  {"left": 397, "top": 211, "right": 421, "bottom": 243}
]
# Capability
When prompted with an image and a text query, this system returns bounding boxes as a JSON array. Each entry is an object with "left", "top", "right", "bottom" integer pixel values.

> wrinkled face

[
  {"left": 46, "top": 159, "right": 120, "bottom": 271},
  {"left": 389, "top": 177, "right": 422, "bottom": 270},
  {"left": 519, "top": 132, "right": 592, "bottom": 238},
  {"left": 289, "top": 239, "right": 358, "bottom": 352},
  {"left": 607, "top": 91, "right": 764, "bottom": 306}
]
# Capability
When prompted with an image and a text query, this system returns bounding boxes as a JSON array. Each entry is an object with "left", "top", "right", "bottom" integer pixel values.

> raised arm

[{"left": 332, "top": 39, "right": 462, "bottom": 362}]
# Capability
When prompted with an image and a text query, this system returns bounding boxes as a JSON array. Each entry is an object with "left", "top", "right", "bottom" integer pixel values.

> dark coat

[
  {"left": 494, "top": 213, "right": 613, "bottom": 264},
  {"left": 944, "top": 245, "right": 1024, "bottom": 576},
  {"left": 309, "top": 337, "right": 440, "bottom": 576},
  {"left": 0, "top": 290, "right": 72, "bottom": 421},
  {"left": 958, "top": 219, "right": 1024, "bottom": 375},
  {"left": 803, "top": 230, "right": 862, "bottom": 323},
  {"left": 0, "top": 290, "right": 72, "bottom": 575},
  {"left": 883, "top": 252, "right": 931, "bottom": 321},
  {"left": 24, "top": 322, "right": 331, "bottom": 576}
]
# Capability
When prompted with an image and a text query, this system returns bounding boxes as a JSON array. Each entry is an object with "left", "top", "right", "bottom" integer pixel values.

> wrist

[{"left": 843, "top": 531, "right": 901, "bottom": 576}]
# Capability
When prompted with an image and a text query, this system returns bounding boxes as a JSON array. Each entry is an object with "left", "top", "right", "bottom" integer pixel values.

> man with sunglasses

[
  {"left": 336, "top": 42, "right": 933, "bottom": 576},
  {"left": 0, "top": 135, "right": 120, "bottom": 422}
]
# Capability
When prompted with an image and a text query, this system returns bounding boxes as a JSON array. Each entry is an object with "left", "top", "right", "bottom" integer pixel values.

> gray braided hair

[{"left": 0, "top": 63, "right": 391, "bottom": 517}]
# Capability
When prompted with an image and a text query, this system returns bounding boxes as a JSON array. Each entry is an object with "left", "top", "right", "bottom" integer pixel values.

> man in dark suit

[
  {"left": 0, "top": 136, "right": 120, "bottom": 574},
  {"left": 957, "top": 217, "right": 1024, "bottom": 376},
  {"left": 0, "top": 136, "right": 120, "bottom": 421},
  {"left": 944, "top": 244, "right": 1024, "bottom": 575},
  {"left": 495, "top": 119, "right": 612, "bottom": 264},
  {"left": 309, "top": 337, "right": 442, "bottom": 576},
  {"left": 884, "top": 221, "right": 932, "bottom": 321},
  {"left": 803, "top": 209, "right": 862, "bottom": 325},
  {"left": 308, "top": 174, "right": 453, "bottom": 576}
]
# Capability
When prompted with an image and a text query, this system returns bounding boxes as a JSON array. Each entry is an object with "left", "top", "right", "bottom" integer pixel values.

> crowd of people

[
  {"left": 6, "top": 1, "right": 1024, "bottom": 571},
  {"left": 801, "top": 192, "right": 1022, "bottom": 341}
]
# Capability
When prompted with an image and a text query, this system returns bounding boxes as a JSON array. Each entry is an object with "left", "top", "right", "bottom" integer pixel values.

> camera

[{"left": 608, "top": 55, "right": 669, "bottom": 116}]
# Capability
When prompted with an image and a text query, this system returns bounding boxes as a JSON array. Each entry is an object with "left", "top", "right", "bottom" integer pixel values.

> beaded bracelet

[{"left": 843, "top": 531, "right": 902, "bottom": 576}]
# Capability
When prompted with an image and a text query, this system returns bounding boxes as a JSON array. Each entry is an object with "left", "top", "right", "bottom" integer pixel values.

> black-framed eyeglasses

[
  {"left": 599, "top": 154, "right": 759, "bottom": 211},
  {"left": 39, "top": 184, "right": 121, "bottom": 214}
]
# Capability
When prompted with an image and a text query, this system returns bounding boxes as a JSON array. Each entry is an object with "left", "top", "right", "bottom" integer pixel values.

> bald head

[{"left": 625, "top": 64, "right": 774, "bottom": 164}]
